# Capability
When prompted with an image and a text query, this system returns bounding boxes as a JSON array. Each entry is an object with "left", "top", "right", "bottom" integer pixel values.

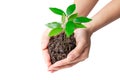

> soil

[{"left": 48, "top": 32, "right": 76, "bottom": 64}]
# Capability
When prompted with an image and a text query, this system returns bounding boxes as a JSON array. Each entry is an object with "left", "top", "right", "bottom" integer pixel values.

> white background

[{"left": 0, "top": 0, "right": 120, "bottom": 80}]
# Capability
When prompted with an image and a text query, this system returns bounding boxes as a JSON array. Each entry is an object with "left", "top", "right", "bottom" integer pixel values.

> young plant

[{"left": 46, "top": 4, "right": 92, "bottom": 37}]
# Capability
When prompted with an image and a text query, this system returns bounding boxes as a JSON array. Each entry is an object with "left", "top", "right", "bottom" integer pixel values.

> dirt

[{"left": 48, "top": 32, "right": 76, "bottom": 64}]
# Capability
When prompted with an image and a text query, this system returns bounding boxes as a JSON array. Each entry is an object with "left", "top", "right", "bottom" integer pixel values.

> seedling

[
  {"left": 46, "top": 4, "right": 92, "bottom": 37},
  {"left": 46, "top": 4, "right": 92, "bottom": 64}
]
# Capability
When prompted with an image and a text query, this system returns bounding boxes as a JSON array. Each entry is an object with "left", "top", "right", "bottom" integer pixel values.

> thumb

[
  {"left": 67, "top": 42, "right": 85, "bottom": 61},
  {"left": 41, "top": 29, "right": 50, "bottom": 50}
]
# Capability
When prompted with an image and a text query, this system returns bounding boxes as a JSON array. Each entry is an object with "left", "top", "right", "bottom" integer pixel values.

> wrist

[{"left": 84, "top": 22, "right": 95, "bottom": 36}]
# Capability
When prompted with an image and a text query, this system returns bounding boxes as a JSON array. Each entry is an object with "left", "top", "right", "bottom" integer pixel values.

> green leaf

[
  {"left": 75, "top": 23, "right": 86, "bottom": 28},
  {"left": 68, "top": 13, "right": 78, "bottom": 21},
  {"left": 66, "top": 4, "right": 76, "bottom": 16},
  {"left": 49, "top": 27, "right": 63, "bottom": 37},
  {"left": 74, "top": 16, "right": 92, "bottom": 23},
  {"left": 65, "top": 21, "right": 75, "bottom": 37},
  {"left": 46, "top": 22, "right": 61, "bottom": 29},
  {"left": 49, "top": 7, "right": 65, "bottom": 16},
  {"left": 61, "top": 13, "right": 66, "bottom": 24}
]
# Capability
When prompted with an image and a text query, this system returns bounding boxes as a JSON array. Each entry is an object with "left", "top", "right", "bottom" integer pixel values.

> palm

[{"left": 41, "top": 29, "right": 91, "bottom": 72}]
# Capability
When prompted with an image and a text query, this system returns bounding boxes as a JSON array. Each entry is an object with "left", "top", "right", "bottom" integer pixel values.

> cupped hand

[
  {"left": 41, "top": 29, "right": 51, "bottom": 67},
  {"left": 41, "top": 27, "right": 92, "bottom": 73}
]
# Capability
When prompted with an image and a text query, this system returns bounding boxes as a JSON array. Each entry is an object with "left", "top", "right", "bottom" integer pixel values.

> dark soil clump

[{"left": 48, "top": 32, "right": 76, "bottom": 64}]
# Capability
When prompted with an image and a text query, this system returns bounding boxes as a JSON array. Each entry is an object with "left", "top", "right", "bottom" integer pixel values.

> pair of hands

[{"left": 41, "top": 28, "right": 92, "bottom": 73}]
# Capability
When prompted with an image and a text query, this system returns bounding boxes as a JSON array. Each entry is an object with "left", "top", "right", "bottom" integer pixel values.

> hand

[
  {"left": 41, "top": 29, "right": 51, "bottom": 67},
  {"left": 41, "top": 26, "right": 92, "bottom": 72},
  {"left": 48, "top": 28, "right": 92, "bottom": 72}
]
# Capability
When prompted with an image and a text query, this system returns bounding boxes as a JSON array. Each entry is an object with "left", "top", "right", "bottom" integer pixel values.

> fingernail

[
  {"left": 48, "top": 67, "right": 51, "bottom": 70},
  {"left": 48, "top": 70, "right": 55, "bottom": 73},
  {"left": 67, "top": 56, "right": 73, "bottom": 61},
  {"left": 48, "top": 67, "right": 56, "bottom": 71},
  {"left": 48, "top": 67, "right": 53, "bottom": 71}
]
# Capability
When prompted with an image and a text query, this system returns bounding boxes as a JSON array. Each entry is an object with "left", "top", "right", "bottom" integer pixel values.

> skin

[{"left": 41, "top": 0, "right": 120, "bottom": 72}]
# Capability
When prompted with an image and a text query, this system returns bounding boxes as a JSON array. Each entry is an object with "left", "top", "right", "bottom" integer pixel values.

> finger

[
  {"left": 48, "top": 58, "right": 69, "bottom": 70},
  {"left": 67, "top": 41, "right": 86, "bottom": 61},
  {"left": 79, "top": 47, "right": 90, "bottom": 61},
  {"left": 70, "top": 46, "right": 90, "bottom": 64},
  {"left": 48, "top": 47, "right": 88, "bottom": 71},
  {"left": 41, "top": 29, "right": 50, "bottom": 50},
  {"left": 48, "top": 46, "right": 89, "bottom": 71},
  {"left": 50, "top": 47, "right": 90, "bottom": 71},
  {"left": 42, "top": 49, "right": 51, "bottom": 67},
  {"left": 48, "top": 42, "right": 86, "bottom": 68},
  {"left": 48, "top": 62, "right": 77, "bottom": 71},
  {"left": 49, "top": 70, "right": 57, "bottom": 73}
]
